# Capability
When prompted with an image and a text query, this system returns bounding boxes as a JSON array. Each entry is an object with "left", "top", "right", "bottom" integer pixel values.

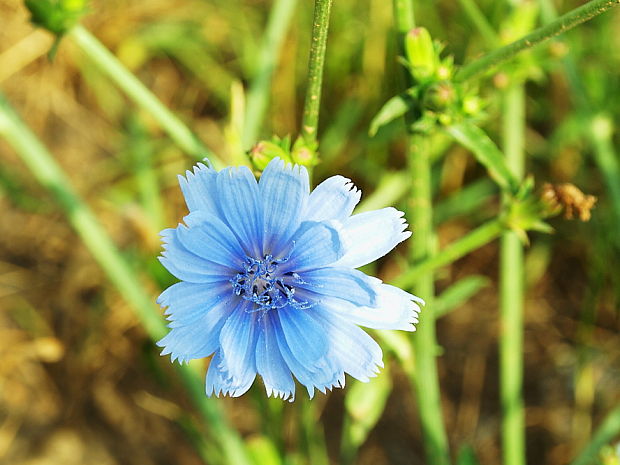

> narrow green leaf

[
  {"left": 570, "top": 406, "right": 620, "bottom": 465},
  {"left": 341, "top": 367, "right": 392, "bottom": 463},
  {"left": 369, "top": 92, "right": 413, "bottom": 136},
  {"left": 457, "top": 444, "right": 482, "bottom": 465},
  {"left": 446, "top": 122, "right": 519, "bottom": 193},
  {"left": 435, "top": 275, "right": 491, "bottom": 318}
]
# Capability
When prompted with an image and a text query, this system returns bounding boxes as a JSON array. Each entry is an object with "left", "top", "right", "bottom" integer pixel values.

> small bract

[{"left": 157, "top": 158, "right": 423, "bottom": 401}]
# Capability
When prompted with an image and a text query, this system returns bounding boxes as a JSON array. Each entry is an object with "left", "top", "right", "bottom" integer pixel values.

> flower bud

[
  {"left": 248, "top": 141, "right": 291, "bottom": 171},
  {"left": 422, "top": 81, "right": 456, "bottom": 112},
  {"left": 405, "top": 27, "right": 436, "bottom": 81},
  {"left": 25, "top": 0, "right": 89, "bottom": 36}
]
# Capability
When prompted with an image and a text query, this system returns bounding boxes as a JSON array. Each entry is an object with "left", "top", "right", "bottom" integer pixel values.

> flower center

[{"left": 231, "top": 255, "right": 311, "bottom": 313}]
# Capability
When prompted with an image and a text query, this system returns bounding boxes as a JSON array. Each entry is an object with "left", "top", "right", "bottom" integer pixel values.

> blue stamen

[{"left": 231, "top": 254, "right": 313, "bottom": 313}]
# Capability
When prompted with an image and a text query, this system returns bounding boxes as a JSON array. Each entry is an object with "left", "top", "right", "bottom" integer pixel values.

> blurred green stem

[
  {"left": 301, "top": 0, "right": 332, "bottom": 145},
  {"left": 457, "top": 0, "right": 499, "bottom": 47},
  {"left": 392, "top": 1, "right": 451, "bottom": 464},
  {"left": 500, "top": 84, "right": 526, "bottom": 465},
  {"left": 243, "top": 0, "right": 298, "bottom": 148},
  {"left": 392, "top": 218, "right": 504, "bottom": 288},
  {"left": 457, "top": 0, "right": 620, "bottom": 81},
  {"left": 69, "top": 25, "right": 224, "bottom": 168},
  {"left": 0, "top": 93, "right": 250, "bottom": 465}
]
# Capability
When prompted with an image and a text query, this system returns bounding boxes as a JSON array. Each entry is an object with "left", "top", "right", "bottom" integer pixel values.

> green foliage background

[{"left": 0, "top": 0, "right": 619, "bottom": 464}]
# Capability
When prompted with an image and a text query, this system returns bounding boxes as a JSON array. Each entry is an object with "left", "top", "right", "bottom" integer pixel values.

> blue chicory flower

[{"left": 157, "top": 158, "right": 423, "bottom": 401}]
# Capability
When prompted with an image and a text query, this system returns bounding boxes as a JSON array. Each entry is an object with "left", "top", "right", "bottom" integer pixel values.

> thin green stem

[
  {"left": 392, "top": 1, "right": 450, "bottom": 464},
  {"left": 457, "top": 0, "right": 620, "bottom": 81},
  {"left": 392, "top": 218, "right": 504, "bottom": 288},
  {"left": 0, "top": 93, "right": 250, "bottom": 465},
  {"left": 69, "top": 25, "right": 224, "bottom": 169},
  {"left": 301, "top": 0, "right": 333, "bottom": 144},
  {"left": 243, "top": 0, "right": 298, "bottom": 148},
  {"left": 500, "top": 84, "right": 526, "bottom": 465},
  {"left": 457, "top": 0, "right": 499, "bottom": 48}
]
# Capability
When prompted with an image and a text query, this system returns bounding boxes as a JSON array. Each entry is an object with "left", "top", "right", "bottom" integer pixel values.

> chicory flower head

[{"left": 157, "top": 158, "right": 423, "bottom": 401}]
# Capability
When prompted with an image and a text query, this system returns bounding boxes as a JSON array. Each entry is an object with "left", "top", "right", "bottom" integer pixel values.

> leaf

[
  {"left": 343, "top": 366, "right": 392, "bottom": 451},
  {"left": 434, "top": 275, "right": 491, "bottom": 318},
  {"left": 369, "top": 91, "right": 415, "bottom": 136},
  {"left": 446, "top": 122, "right": 519, "bottom": 193},
  {"left": 457, "top": 444, "right": 482, "bottom": 465}
]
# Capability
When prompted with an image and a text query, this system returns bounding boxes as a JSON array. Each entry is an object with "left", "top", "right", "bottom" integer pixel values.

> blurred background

[{"left": 0, "top": 0, "right": 619, "bottom": 464}]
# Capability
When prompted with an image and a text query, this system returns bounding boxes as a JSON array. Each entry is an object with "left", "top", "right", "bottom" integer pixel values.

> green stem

[
  {"left": 301, "top": 0, "right": 333, "bottom": 144},
  {"left": 457, "top": 0, "right": 499, "bottom": 48},
  {"left": 0, "top": 93, "right": 250, "bottom": 465},
  {"left": 243, "top": 0, "right": 298, "bottom": 148},
  {"left": 500, "top": 84, "right": 526, "bottom": 465},
  {"left": 392, "top": 218, "right": 504, "bottom": 289},
  {"left": 457, "top": 0, "right": 620, "bottom": 81},
  {"left": 69, "top": 25, "right": 224, "bottom": 169},
  {"left": 392, "top": 2, "right": 450, "bottom": 464}
]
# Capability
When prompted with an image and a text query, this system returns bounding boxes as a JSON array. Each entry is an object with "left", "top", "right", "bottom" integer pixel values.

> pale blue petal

[
  {"left": 312, "top": 309, "right": 383, "bottom": 382},
  {"left": 216, "top": 166, "right": 264, "bottom": 257},
  {"left": 176, "top": 212, "right": 246, "bottom": 268},
  {"left": 206, "top": 351, "right": 255, "bottom": 398},
  {"left": 271, "top": 311, "right": 342, "bottom": 398},
  {"left": 159, "top": 228, "right": 234, "bottom": 283},
  {"left": 278, "top": 306, "right": 328, "bottom": 365},
  {"left": 157, "top": 281, "right": 231, "bottom": 328},
  {"left": 281, "top": 221, "right": 345, "bottom": 272},
  {"left": 259, "top": 159, "right": 309, "bottom": 255},
  {"left": 256, "top": 315, "right": 295, "bottom": 401},
  {"left": 295, "top": 267, "right": 377, "bottom": 307},
  {"left": 304, "top": 175, "right": 360, "bottom": 222},
  {"left": 334, "top": 207, "right": 411, "bottom": 269},
  {"left": 321, "top": 283, "right": 423, "bottom": 331},
  {"left": 178, "top": 162, "right": 220, "bottom": 214},
  {"left": 156, "top": 294, "right": 233, "bottom": 363},
  {"left": 218, "top": 300, "right": 259, "bottom": 383}
]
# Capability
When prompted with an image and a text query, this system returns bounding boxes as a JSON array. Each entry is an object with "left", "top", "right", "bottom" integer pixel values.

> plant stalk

[
  {"left": 500, "top": 83, "right": 526, "bottom": 465},
  {"left": 243, "top": 0, "right": 298, "bottom": 148},
  {"left": 0, "top": 93, "right": 250, "bottom": 465},
  {"left": 69, "top": 25, "right": 224, "bottom": 168},
  {"left": 301, "top": 0, "right": 333, "bottom": 145},
  {"left": 457, "top": 0, "right": 620, "bottom": 81},
  {"left": 392, "top": 1, "right": 450, "bottom": 464}
]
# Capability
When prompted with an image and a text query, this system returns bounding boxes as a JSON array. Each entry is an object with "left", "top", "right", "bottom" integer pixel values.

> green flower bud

[
  {"left": 405, "top": 27, "right": 436, "bottom": 81},
  {"left": 291, "top": 137, "right": 319, "bottom": 167},
  {"left": 422, "top": 81, "right": 456, "bottom": 112},
  {"left": 248, "top": 141, "right": 292, "bottom": 171},
  {"left": 25, "top": 0, "right": 88, "bottom": 36}
]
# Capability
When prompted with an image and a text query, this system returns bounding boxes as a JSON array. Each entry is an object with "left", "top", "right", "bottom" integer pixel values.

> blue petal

[
  {"left": 334, "top": 207, "right": 411, "bottom": 269},
  {"left": 157, "top": 281, "right": 231, "bottom": 328},
  {"left": 159, "top": 228, "right": 234, "bottom": 283},
  {"left": 321, "top": 283, "right": 423, "bottom": 331},
  {"left": 281, "top": 221, "right": 345, "bottom": 272},
  {"left": 206, "top": 351, "right": 256, "bottom": 398},
  {"left": 295, "top": 267, "right": 377, "bottom": 307},
  {"left": 218, "top": 300, "right": 259, "bottom": 383},
  {"left": 304, "top": 175, "right": 360, "bottom": 222},
  {"left": 156, "top": 294, "right": 233, "bottom": 363},
  {"left": 176, "top": 211, "right": 246, "bottom": 268},
  {"left": 178, "top": 162, "right": 220, "bottom": 214},
  {"left": 311, "top": 308, "right": 383, "bottom": 383},
  {"left": 271, "top": 311, "right": 343, "bottom": 398},
  {"left": 259, "top": 159, "right": 309, "bottom": 255},
  {"left": 278, "top": 306, "right": 328, "bottom": 365},
  {"left": 216, "top": 166, "right": 264, "bottom": 257},
  {"left": 255, "top": 315, "right": 295, "bottom": 401}
]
